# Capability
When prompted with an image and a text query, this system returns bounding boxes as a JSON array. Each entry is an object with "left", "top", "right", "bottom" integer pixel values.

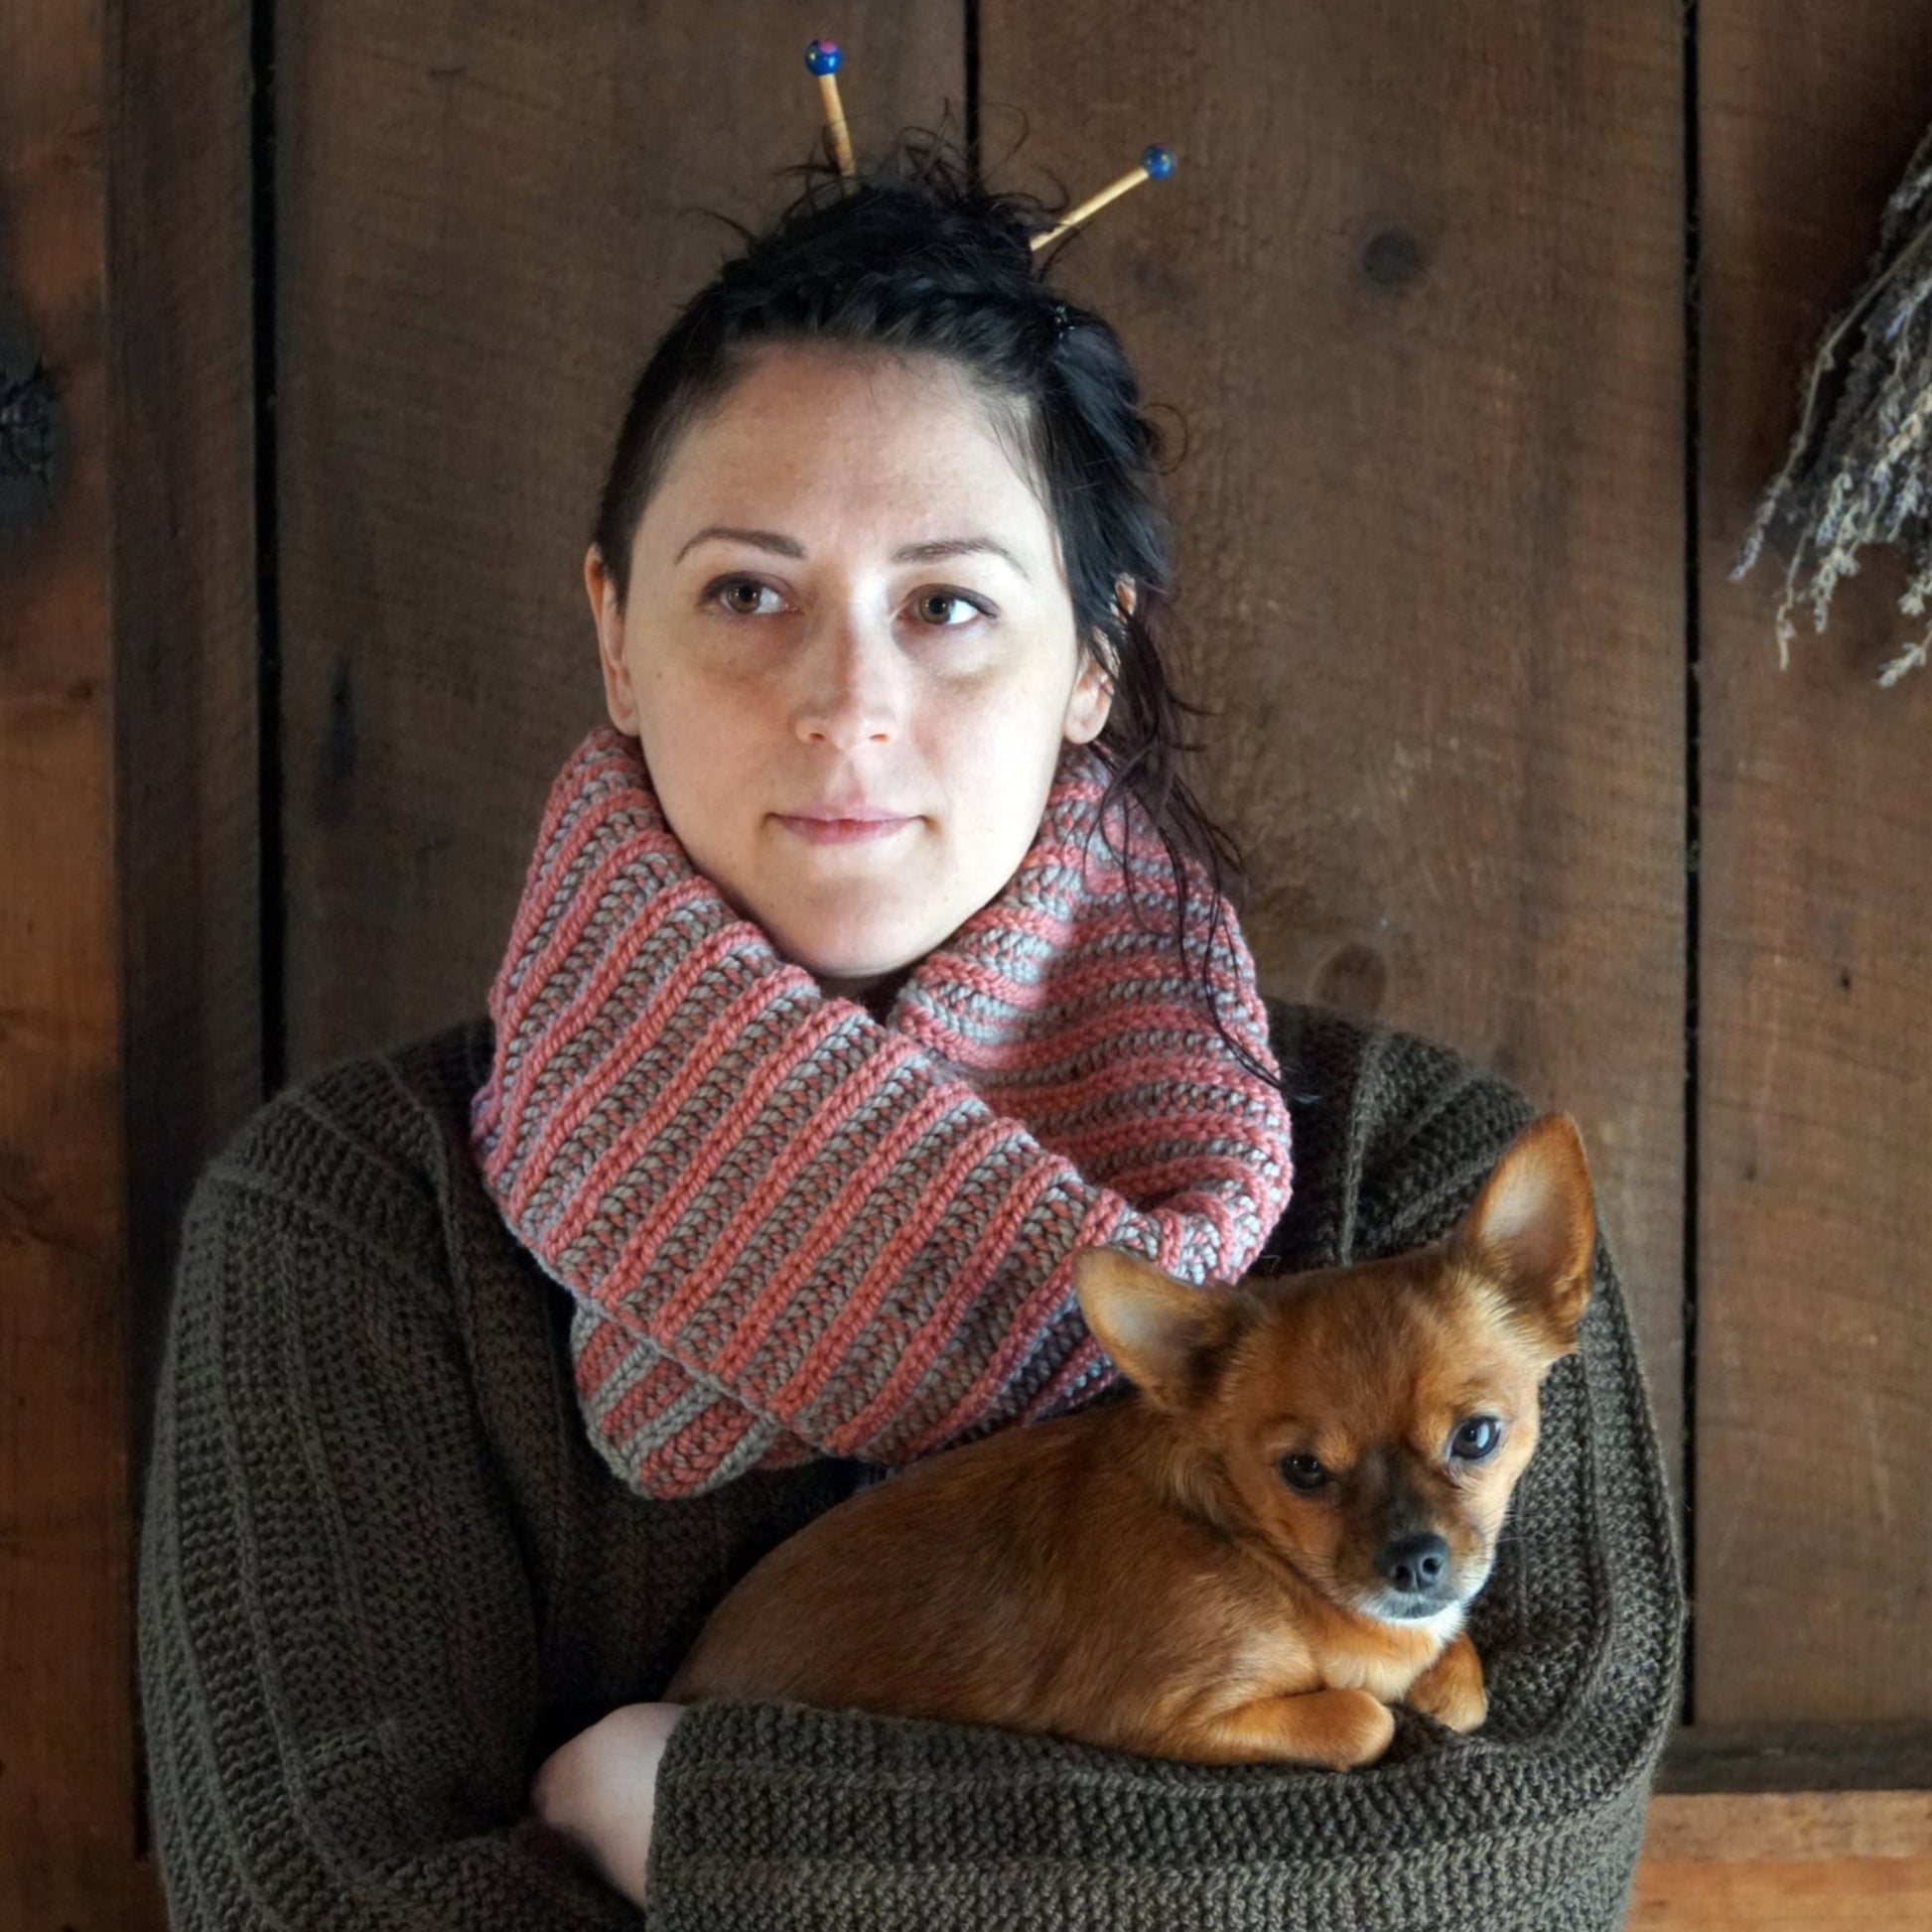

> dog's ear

[
  {"left": 1446, "top": 1113, "right": 1596, "bottom": 1358},
  {"left": 1073, "top": 1249, "right": 1249, "bottom": 1412}
]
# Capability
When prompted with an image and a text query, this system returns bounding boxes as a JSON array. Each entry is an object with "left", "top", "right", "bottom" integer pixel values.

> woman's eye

[
  {"left": 707, "top": 581, "right": 988, "bottom": 626},
  {"left": 912, "top": 590, "right": 989, "bottom": 627},
  {"left": 1449, "top": 1417, "right": 1502, "bottom": 1462},
  {"left": 713, "top": 578, "right": 783, "bottom": 619}
]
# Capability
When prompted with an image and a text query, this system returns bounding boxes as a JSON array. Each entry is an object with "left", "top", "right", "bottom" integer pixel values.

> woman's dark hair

[{"left": 589, "top": 128, "right": 1284, "bottom": 1095}]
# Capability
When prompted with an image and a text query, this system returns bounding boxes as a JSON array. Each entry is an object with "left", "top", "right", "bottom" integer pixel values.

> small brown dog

[{"left": 669, "top": 1113, "right": 1594, "bottom": 1769}]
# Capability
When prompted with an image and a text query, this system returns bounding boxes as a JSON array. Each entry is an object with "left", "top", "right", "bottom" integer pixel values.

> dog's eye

[
  {"left": 1277, "top": 1452, "right": 1330, "bottom": 1493},
  {"left": 1450, "top": 1417, "right": 1502, "bottom": 1461}
]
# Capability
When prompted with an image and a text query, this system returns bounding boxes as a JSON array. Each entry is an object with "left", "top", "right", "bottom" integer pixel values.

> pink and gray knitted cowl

[{"left": 471, "top": 725, "right": 1294, "bottom": 1498}]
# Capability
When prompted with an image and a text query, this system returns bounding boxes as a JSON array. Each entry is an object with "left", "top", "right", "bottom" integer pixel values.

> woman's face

[{"left": 588, "top": 342, "right": 1113, "bottom": 1001}]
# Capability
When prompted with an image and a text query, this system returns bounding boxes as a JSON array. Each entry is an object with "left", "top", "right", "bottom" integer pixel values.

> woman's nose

[{"left": 791, "top": 618, "right": 900, "bottom": 749}]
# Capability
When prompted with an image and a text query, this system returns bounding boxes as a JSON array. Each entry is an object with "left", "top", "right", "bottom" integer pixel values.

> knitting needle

[
  {"left": 1031, "top": 145, "right": 1176, "bottom": 252},
  {"left": 805, "top": 40, "right": 857, "bottom": 181}
]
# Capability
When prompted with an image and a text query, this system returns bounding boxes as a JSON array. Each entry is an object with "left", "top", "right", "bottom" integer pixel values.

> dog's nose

[{"left": 1375, "top": 1533, "right": 1449, "bottom": 1595}]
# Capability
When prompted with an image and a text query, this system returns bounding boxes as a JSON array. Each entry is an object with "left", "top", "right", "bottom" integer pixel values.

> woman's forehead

[{"left": 648, "top": 344, "right": 1051, "bottom": 536}]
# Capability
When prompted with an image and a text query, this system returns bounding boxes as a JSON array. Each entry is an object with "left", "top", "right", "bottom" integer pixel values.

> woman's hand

[{"left": 530, "top": 1701, "right": 688, "bottom": 1908}]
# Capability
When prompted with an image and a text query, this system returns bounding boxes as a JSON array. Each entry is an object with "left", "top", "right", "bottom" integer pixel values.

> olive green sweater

[{"left": 136, "top": 1003, "right": 1684, "bottom": 1930}]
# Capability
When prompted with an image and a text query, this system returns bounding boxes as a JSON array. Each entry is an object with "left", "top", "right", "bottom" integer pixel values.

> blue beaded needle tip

[
  {"left": 1030, "top": 144, "right": 1178, "bottom": 251},
  {"left": 806, "top": 40, "right": 856, "bottom": 182}
]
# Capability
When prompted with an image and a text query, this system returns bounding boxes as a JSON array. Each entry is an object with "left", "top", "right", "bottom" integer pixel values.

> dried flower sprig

[{"left": 1732, "top": 121, "right": 1932, "bottom": 686}]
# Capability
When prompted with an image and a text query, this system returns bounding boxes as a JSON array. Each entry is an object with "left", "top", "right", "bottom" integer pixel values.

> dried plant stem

[{"left": 1732, "top": 122, "right": 1932, "bottom": 685}]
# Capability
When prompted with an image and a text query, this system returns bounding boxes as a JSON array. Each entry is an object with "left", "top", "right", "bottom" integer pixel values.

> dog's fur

[{"left": 669, "top": 1113, "right": 1595, "bottom": 1768}]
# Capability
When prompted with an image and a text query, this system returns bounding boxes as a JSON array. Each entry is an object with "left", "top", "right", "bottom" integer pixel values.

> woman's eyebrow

[
  {"left": 675, "top": 526, "right": 1030, "bottom": 581},
  {"left": 676, "top": 526, "right": 803, "bottom": 563},
  {"left": 893, "top": 537, "right": 1031, "bottom": 581}
]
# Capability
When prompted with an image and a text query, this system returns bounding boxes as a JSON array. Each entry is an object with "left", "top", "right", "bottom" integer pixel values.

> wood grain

[
  {"left": 1697, "top": 0, "right": 1932, "bottom": 1724},
  {"left": 1659, "top": 1719, "right": 1932, "bottom": 1792},
  {"left": 111, "top": 0, "right": 261, "bottom": 1553},
  {"left": 276, "top": 1, "right": 963, "bottom": 1073},
  {"left": 0, "top": 0, "right": 169, "bottom": 1922},
  {"left": 1634, "top": 1789, "right": 1932, "bottom": 1927},
  {"left": 1645, "top": 1789, "right": 1932, "bottom": 1861},
  {"left": 1631, "top": 1857, "right": 1932, "bottom": 1930},
  {"left": 979, "top": 0, "right": 1691, "bottom": 1501}
]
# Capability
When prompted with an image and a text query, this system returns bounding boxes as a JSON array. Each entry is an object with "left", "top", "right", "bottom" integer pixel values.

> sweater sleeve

[
  {"left": 634, "top": 1004, "right": 1684, "bottom": 1929},
  {"left": 136, "top": 1145, "right": 641, "bottom": 1930}
]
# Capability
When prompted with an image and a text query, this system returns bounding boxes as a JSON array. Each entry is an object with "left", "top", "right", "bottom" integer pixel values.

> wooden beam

[
  {"left": 1661, "top": 1720, "right": 1932, "bottom": 1793},
  {"left": 1631, "top": 1855, "right": 1932, "bottom": 1930},
  {"left": 1636, "top": 1788, "right": 1932, "bottom": 1930},
  {"left": 0, "top": 0, "right": 169, "bottom": 1921},
  {"left": 1646, "top": 1790, "right": 1932, "bottom": 1862}
]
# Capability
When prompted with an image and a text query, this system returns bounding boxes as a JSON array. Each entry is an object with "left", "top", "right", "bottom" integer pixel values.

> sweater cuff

[{"left": 639, "top": 1694, "right": 1649, "bottom": 1931}]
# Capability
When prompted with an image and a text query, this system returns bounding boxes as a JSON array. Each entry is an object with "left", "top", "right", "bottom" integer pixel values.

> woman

[{"left": 137, "top": 139, "right": 1681, "bottom": 1929}]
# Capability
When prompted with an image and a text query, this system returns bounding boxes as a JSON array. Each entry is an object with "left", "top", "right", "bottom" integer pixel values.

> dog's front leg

[
  {"left": 1175, "top": 1688, "right": 1396, "bottom": 1770},
  {"left": 1404, "top": 1630, "right": 1487, "bottom": 1732}
]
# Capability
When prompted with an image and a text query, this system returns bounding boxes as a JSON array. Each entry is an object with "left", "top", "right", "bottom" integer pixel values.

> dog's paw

[
  {"left": 1405, "top": 1636, "right": 1487, "bottom": 1733},
  {"left": 1317, "top": 1689, "right": 1398, "bottom": 1769},
  {"left": 1409, "top": 1672, "right": 1486, "bottom": 1732}
]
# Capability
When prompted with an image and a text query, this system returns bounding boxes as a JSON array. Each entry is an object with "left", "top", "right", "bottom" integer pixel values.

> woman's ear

[
  {"left": 1063, "top": 650, "right": 1114, "bottom": 744},
  {"left": 1065, "top": 576, "right": 1132, "bottom": 745},
  {"left": 586, "top": 545, "right": 641, "bottom": 736}
]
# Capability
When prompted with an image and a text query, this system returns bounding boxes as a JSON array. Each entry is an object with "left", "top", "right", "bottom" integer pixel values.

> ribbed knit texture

[
  {"left": 136, "top": 1002, "right": 1685, "bottom": 1931},
  {"left": 470, "top": 726, "right": 1295, "bottom": 1498}
]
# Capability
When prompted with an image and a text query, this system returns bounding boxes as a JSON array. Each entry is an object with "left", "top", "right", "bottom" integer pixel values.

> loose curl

[{"left": 588, "top": 128, "right": 1284, "bottom": 1095}]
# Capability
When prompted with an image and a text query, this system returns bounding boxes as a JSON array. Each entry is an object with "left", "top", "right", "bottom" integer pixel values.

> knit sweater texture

[
  {"left": 136, "top": 1003, "right": 1685, "bottom": 1930},
  {"left": 472, "top": 726, "right": 1294, "bottom": 1499}
]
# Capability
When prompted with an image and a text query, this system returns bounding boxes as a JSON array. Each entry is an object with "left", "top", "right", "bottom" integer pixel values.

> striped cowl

[{"left": 471, "top": 725, "right": 1294, "bottom": 1499}]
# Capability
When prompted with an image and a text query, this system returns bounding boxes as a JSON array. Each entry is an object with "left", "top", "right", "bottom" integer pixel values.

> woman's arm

[{"left": 137, "top": 1146, "right": 640, "bottom": 1929}]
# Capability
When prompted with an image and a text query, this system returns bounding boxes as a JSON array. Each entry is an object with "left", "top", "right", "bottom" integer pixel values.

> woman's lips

[{"left": 775, "top": 813, "right": 915, "bottom": 846}]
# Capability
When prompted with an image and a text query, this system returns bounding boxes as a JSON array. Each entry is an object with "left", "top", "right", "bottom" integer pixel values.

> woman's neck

[{"left": 816, "top": 963, "right": 917, "bottom": 1021}]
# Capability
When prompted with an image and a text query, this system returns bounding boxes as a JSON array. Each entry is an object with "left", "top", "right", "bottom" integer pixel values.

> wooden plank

[
  {"left": 1636, "top": 1789, "right": 1932, "bottom": 1931},
  {"left": 1697, "top": 0, "right": 1932, "bottom": 1724},
  {"left": 979, "top": 3, "right": 1689, "bottom": 1499},
  {"left": 1630, "top": 1857, "right": 1932, "bottom": 1930},
  {"left": 107, "top": 0, "right": 259, "bottom": 1893},
  {"left": 1645, "top": 1790, "right": 1932, "bottom": 1862},
  {"left": 277, "top": 1, "right": 964, "bottom": 1074},
  {"left": 1660, "top": 1719, "right": 1932, "bottom": 1793},
  {"left": 111, "top": 0, "right": 261, "bottom": 1542},
  {"left": 0, "top": 0, "right": 168, "bottom": 1921}
]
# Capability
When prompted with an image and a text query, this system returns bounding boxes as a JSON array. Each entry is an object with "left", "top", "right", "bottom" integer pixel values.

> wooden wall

[
  {"left": 1698, "top": 0, "right": 1932, "bottom": 1729},
  {"left": 5, "top": 0, "right": 1929, "bottom": 1922}
]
